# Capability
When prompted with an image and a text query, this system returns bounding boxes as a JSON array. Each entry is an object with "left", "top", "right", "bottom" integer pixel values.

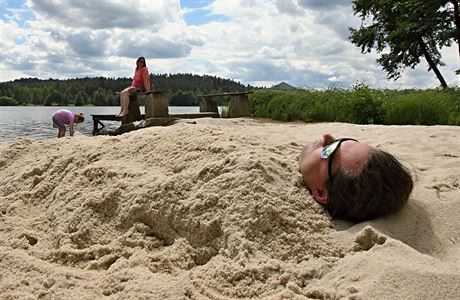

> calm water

[{"left": 0, "top": 106, "right": 200, "bottom": 147}]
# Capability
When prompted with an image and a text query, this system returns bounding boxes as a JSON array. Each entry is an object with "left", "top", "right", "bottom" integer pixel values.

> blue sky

[
  {"left": 0, "top": 0, "right": 458, "bottom": 88},
  {"left": 180, "top": 0, "right": 229, "bottom": 25}
]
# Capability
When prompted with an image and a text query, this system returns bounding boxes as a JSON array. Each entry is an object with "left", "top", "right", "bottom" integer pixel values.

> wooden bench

[
  {"left": 91, "top": 91, "right": 168, "bottom": 135},
  {"left": 91, "top": 90, "right": 220, "bottom": 136},
  {"left": 91, "top": 114, "right": 138, "bottom": 135},
  {"left": 199, "top": 91, "right": 253, "bottom": 117}
]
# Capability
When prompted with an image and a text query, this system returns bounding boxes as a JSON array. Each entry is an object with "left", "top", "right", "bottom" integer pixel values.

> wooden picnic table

[{"left": 199, "top": 91, "right": 253, "bottom": 117}]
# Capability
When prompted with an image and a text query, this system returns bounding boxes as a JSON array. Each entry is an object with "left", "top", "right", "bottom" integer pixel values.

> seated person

[
  {"left": 117, "top": 56, "right": 151, "bottom": 117},
  {"left": 298, "top": 134, "right": 413, "bottom": 221}
]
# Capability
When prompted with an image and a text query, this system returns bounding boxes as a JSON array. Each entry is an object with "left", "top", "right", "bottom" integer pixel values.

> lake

[{"left": 0, "top": 106, "right": 201, "bottom": 147}]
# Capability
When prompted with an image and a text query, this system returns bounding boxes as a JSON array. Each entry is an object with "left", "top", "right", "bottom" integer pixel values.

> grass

[
  {"left": 249, "top": 84, "right": 460, "bottom": 125},
  {"left": 220, "top": 106, "right": 230, "bottom": 118}
]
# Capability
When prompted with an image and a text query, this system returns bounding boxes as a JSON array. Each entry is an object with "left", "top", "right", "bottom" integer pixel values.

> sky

[{"left": 0, "top": 0, "right": 458, "bottom": 89}]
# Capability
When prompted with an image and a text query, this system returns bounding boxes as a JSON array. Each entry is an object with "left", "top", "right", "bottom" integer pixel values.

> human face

[
  {"left": 298, "top": 134, "right": 370, "bottom": 204},
  {"left": 321, "top": 138, "right": 358, "bottom": 191},
  {"left": 136, "top": 58, "right": 144, "bottom": 68}
]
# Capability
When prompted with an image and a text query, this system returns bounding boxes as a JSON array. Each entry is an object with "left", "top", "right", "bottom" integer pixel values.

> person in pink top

[
  {"left": 117, "top": 56, "right": 151, "bottom": 117},
  {"left": 52, "top": 109, "right": 85, "bottom": 138}
]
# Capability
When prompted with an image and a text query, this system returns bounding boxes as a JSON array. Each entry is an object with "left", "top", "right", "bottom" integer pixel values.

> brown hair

[
  {"left": 75, "top": 113, "right": 85, "bottom": 123},
  {"left": 326, "top": 148, "right": 413, "bottom": 221},
  {"left": 137, "top": 56, "right": 146, "bottom": 68}
]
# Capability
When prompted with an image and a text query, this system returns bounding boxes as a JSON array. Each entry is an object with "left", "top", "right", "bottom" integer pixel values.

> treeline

[{"left": 0, "top": 73, "right": 253, "bottom": 106}]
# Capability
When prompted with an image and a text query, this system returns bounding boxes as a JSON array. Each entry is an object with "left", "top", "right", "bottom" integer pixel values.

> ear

[
  {"left": 322, "top": 134, "right": 335, "bottom": 146},
  {"left": 312, "top": 188, "right": 329, "bottom": 205}
]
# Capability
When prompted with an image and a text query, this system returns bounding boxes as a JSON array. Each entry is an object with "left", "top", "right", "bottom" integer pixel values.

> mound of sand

[{"left": 1, "top": 118, "right": 459, "bottom": 299}]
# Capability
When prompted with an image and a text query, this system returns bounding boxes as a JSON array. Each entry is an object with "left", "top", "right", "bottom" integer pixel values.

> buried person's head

[{"left": 298, "top": 134, "right": 413, "bottom": 221}]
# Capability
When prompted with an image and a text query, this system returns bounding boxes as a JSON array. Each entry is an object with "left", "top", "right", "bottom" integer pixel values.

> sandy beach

[{"left": 0, "top": 118, "right": 459, "bottom": 299}]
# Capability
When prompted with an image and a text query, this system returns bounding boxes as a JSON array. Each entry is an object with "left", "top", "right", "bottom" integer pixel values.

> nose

[{"left": 308, "top": 138, "right": 323, "bottom": 151}]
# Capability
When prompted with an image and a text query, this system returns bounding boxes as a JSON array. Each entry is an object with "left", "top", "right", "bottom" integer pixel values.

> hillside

[{"left": 271, "top": 81, "right": 295, "bottom": 89}]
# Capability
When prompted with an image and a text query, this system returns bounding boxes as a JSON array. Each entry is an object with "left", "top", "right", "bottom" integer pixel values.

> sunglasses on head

[{"left": 320, "top": 138, "right": 358, "bottom": 191}]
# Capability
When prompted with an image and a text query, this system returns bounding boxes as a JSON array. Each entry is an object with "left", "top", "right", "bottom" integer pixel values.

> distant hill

[{"left": 272, "top": 82, "right": 295, "bottom": 89}]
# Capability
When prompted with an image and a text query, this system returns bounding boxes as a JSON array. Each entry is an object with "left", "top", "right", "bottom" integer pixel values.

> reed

[
  {"left": 220, "top": 106, "right": 230, "bottom": 118},
  {"left": 249, "top": 85, "right": 459, "bottom": 125}
]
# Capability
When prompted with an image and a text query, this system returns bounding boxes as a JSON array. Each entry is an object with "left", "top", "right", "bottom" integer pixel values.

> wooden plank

[
  {"left": 91, "top": 114, "right": 122, "bottom": 121},
  {"left": 137, "top": 91, "right": 168, "bottom": 96},
  {"left": 171, "top": 112, "right": 219, "bottom": 118},
  {"left": 198, "top": 91, "right": 253, "bottom": 97},
  {"left": 115, "top": 90, "right": 167, "bottom": 96}
]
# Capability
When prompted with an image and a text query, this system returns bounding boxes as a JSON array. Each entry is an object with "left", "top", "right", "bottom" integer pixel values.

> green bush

[
  {"left": 383, "top": 89, "right": 457, "bottom": 125},
  {"left": 347, "top": 83, "right": 384, "bottom": 124},
  {"left": 220, "top": 106, "right": 229, "bottom": 118},
  {"left": 0, "top": 96, "right": 17, "bottom": 106}
]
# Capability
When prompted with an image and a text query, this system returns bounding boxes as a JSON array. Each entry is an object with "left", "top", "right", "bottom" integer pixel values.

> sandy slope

[{"left": 1, "top": 118, "right": 459, "bottom": 299}]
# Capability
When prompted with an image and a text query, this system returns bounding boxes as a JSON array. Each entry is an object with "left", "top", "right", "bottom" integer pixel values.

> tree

[
  {"left": 451, "top": 0, "right": 460, "bottom": 74},
  {"left": 92, "top": 87, "right": 108, "bottom": 106},
  {"left": 349, "top": 0, "right": 459, "bottom": 88},
  {"left": 0, "top": 73, "right": 252, "bottom": 106},
  {"left": 44, "top": 89, "right": 65, "bottom": 106},
  {"left": 74, "top": 91, "right": 88, "bottom": 106},
  {"left": 0, "top": 96, "right": 17, "bottom": 106}
]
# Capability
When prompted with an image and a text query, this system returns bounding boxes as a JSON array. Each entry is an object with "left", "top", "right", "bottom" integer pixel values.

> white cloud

[
  {"left": 27, "top": 0, "right": 178, "bottom": 30},
  {"left": 67, "top": 31, "right": 110, "bottom": 57},
  {"left": 115, "top": 34, "right": 193, "bottom": 59},
  {"left": 297, "top": 0, "right": 352, "bottom": 11},
  {"left": 0, "top": 0, "right": 457, "bottom": 89},
  {"left": 275, "top": 0, "right": 305, "bottom": 17}
]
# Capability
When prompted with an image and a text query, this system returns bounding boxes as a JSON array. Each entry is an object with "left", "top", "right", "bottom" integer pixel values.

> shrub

[
  {"left": 0, "top": 96, "right": 17, "bottom": 106},
  {"left": 249, "top": 86, "right": 459, "bottom": 126},
  {"left": 383, "top": 89, "right": 453, "bottom": 125},
  {"left": 220, "top": 106, "right": 230, "bottom": 118},
  {"left": 347, "top": 83, "right": 384, "bottom": 124}
]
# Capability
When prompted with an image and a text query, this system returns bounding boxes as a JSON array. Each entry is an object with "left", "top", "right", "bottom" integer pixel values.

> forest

[{"left": 0, "top": 73, "right": 253, "bottom": 106}]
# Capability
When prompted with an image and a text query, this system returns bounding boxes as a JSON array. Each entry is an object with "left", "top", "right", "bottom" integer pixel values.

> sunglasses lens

[{"left": 321, "top": 140, "right": 340, "bottom": 160}]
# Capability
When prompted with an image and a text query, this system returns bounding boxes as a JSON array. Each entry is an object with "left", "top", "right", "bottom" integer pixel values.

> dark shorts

[{"left": 52, "top": 115, "right": 65, "bottom": 129}]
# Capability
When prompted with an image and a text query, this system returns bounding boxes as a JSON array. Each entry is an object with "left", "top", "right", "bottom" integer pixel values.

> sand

[{"left": 0, "top": 118, "right": 459, "bottom": 299}]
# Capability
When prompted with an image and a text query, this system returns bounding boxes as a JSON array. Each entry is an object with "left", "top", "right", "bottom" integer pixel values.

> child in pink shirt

[{"left": 52, "top": 109, "right": 85, "bottom": 138}]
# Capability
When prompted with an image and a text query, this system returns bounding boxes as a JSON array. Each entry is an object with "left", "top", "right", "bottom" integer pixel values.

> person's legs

[
  {"left": 120, "top": 91, "right": 129, "bottom": 116},
  {"left": 58, "top": 128, "right": 66, "bottom": 138},
  {"left": 117, "top": 88, "right": 128, "bottom": 116},
  {"left": 52, "top": 114, "right": 66, "bottom": 137},
  {"left": 118, "top": 87, "right": 135, "bottom": 117}
]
